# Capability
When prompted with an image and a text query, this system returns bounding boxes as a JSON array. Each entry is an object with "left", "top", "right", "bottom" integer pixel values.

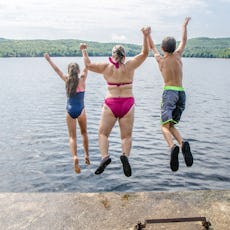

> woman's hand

[
  {"left": 141, "top": 26, "right": 151, "bottom": 36},
  {"left": 80, "top": 43, "right": 87, "bottom": 50}
]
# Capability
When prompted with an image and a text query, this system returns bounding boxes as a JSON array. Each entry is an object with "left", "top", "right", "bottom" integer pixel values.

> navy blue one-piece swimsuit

[{"left": 66, "top": 91, "right": 85, "bottom": 119}]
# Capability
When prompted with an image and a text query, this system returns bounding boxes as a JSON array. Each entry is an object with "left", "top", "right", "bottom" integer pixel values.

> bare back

[
  {"left": 158, "top": 52, "right": 183, "bottom": 87},
  {"left": 85, "top": 53, "right": 148, "bottom": 98},
  {"left": 103, "top": 61, "right": 135, "bottom": 98},
  {"left": 82, "top": 29, "right": 149, "bottom": 98},
  {"left": 149, "top": 17, "right": 191, "bottom": 87}
]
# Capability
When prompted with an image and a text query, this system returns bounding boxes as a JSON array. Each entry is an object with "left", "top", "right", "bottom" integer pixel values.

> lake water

[{"left": 0, "top": 57, "right": 229, "bottom": 192}]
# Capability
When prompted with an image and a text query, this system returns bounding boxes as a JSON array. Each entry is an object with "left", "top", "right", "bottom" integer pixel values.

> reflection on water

[{"left": 0, "top": 57, "right": 229, "bottom": 192}]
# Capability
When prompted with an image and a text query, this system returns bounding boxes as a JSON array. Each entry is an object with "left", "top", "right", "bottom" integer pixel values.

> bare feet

[
  {"left": 85, "top": 156, "right": 90, "bottom": 165},
  {"left": 73, "top": 157, "right": 81, "bottom": 174}
]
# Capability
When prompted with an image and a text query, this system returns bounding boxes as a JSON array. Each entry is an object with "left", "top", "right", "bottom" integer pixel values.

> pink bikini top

[
  {"left": 108, "top": 57, "right": 132, "bottom": 87},
  {"left": 109, "top": 57, "right": 119, "bottom": 69}
]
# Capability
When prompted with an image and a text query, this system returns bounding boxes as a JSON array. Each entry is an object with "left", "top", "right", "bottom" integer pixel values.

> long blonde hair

[{"left": 66, "top": 63, "right": 80, "bottom": 97}]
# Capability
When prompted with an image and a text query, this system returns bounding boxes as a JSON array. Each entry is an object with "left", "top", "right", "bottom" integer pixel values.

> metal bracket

[{"left": 135, "top": 217, "right": 211, "bottom": 230}]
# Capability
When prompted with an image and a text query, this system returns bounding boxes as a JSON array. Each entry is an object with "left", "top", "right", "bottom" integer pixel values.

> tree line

[{"left": 0, "top": 37, "right": 229, "bottom": 58}]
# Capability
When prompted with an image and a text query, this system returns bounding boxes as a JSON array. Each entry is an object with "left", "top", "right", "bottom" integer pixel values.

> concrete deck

[{"left": 0, "top": 190, "right": 229, "bottom": 230}]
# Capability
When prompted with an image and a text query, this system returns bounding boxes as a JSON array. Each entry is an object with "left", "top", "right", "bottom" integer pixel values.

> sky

[{"left": 0, "top": 0, "right": 229, "bottom": 44}]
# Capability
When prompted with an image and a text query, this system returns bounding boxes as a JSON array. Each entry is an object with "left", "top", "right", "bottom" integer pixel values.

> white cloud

[
  {"left": 111, "top": 34, "right": 127, "bottom": 43},
  {"left": 0, "top": 0, "right": 229, "bottom": 42}
]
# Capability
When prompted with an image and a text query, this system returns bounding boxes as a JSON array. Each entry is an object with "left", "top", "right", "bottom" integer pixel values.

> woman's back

[
  {"left": 103, "top": 62, "right": 134, "bottom": 83},
  {"left": 103, "top": 62, "right": 134, "bottom": 98}
]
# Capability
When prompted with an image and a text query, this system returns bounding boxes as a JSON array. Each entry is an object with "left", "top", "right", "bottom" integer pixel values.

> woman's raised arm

[{"left": 80, "top": 43, "right": 108, "bottom": 74}]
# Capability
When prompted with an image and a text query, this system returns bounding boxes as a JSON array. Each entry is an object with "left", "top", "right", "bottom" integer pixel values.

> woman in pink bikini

[{"left": 80, "top": 27, "right": 150, "bottom": 177}]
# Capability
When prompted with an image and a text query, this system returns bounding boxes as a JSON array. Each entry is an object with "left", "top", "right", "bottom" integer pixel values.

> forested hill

[
  {"left": 183, "top": 37, "right": 230, "bottom": 58},
  {"left": 0, "top": 37, "right": 229, "bottom": 58}
]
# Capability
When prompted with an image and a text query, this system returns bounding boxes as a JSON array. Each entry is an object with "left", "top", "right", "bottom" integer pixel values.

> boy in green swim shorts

[{"left": 148, "top": 17, "right": 193, "bottom": 171}]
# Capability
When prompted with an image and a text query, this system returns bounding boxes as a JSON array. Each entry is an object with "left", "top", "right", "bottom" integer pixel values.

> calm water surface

[{"left": 0, "top": 57, "right": 229, "bottom": 192}]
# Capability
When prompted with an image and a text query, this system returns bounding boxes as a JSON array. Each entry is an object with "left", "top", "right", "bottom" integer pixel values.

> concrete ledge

[{"left": 0, "top": 190, "right": 229, "bottom": 230}]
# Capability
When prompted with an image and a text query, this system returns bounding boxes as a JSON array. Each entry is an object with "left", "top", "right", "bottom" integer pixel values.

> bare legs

[
  {"left": 161, "top": 122, "right": 193, "bottom": 171},
  {"left": 66, "top": 109, "right": 89, "bottom": 174},
  {"left": 119, "top": 106, "right": 134, "bottom": 156},
  {"left": 96, "top": 105, "right": 134, "bottom": 176},
  {"left": 78, "top": 111, "right": 90, "bottom": 165},
  {"left": 161, "top": 122, "right": 183, "bottom": 148},
  {"left": 98, "top": 105, "right": 134, "bottom": 159},
  {"left": 119, "top": 107, "right": 134, "bottom": 177},
  {"left": 161, "top": 122, "right": 182, "bottom": 171},
  {"left": 98, "top": 106, "right": 117, "bottom": 159}
]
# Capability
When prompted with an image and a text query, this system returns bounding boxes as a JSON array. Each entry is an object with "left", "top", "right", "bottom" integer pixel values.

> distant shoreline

[{"left": 0, "top": 37, "right": 230, "bottom": 58}]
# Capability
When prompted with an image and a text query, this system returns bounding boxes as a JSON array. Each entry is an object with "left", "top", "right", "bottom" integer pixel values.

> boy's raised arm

[
  {"left": 148, "top": 33, "right": 161, "bottom": 62},
  {"left": 176, "top": 17, "right": 191, "bottom": 55}
]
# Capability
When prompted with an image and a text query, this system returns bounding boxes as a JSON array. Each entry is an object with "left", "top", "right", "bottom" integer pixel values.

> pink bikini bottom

[{"left": 104, "top": 97, "right": 135, "bottom": 118}]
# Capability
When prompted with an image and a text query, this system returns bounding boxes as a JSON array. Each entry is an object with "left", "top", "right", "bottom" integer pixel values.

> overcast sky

[{"left": 0, "top": 0, "right": 229, "bottom": 44}]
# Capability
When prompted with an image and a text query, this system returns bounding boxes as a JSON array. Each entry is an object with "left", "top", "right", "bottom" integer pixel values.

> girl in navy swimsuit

[{"left": 44, "top": 53, "right": 90, "bottom": 174}]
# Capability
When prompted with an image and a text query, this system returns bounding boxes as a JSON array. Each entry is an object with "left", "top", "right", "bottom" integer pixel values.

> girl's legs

[
  {"left": 77, "top": 109, "right": 90, "bottom": 164},
  {"left": 66, "top": 113, "right": 80, "bottom": 173}
]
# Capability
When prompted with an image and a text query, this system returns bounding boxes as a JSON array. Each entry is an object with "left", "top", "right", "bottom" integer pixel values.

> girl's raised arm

[
  {"left": 44, "top": 53, "right": 67, "bottom": 81},
  {"left": 80, "top": 67, "right": 88, "bottom": 81}
]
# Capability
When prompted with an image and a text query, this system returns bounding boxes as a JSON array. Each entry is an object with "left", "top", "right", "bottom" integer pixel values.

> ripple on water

[{"left": 0, "top": 57, "right": 229, "bottom": 192}]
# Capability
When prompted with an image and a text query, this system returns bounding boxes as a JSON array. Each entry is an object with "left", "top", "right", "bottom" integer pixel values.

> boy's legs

[
  {"left": 161, "top": 122, "right": 180, "bottom": 171},
  {"left": 169, "top": 124, "right": 193, "bottom": 167},
  {"left": 163, "top": 123, "right": 193, "bottom": 168},
  {"left": 161, "top": 122, "right": 184, "bottom": 147},
  {"left": 169, "top": 124, "right": 183, "bottom": 147},
  {"left": 161, "top": 122, "right": 174, "bottom": 148}
]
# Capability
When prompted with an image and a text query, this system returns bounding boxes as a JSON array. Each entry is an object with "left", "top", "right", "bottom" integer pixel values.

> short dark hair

[{"left": 161, "top": 36, "right": 176, "bottom": 53}]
